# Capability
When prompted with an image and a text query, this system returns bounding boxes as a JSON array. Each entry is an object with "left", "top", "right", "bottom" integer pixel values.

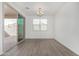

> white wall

[
  {"left": 55, "top": 2, "right": 79, "bottom": 55},
  {"left": 25, "top": 15, "right": 54, "bottom": 39},
  {"left": 0, "top": 2, "right": 3, "bottom": 55}
]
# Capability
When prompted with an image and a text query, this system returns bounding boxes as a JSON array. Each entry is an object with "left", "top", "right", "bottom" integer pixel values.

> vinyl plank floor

[{"left": 2, "top": 39, "right": 78, "bottom": 56}]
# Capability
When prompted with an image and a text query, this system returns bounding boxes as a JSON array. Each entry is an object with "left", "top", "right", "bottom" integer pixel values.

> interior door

[{"left": 17, "top": 14, "right": 25, "bottom": 42}]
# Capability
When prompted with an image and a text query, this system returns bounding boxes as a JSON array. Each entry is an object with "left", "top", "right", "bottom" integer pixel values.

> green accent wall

[
  {"left": 18, "top": 14, "right": 24, "bottom": 33},
  {"left": 17, "top": 14, "right": 24, "bottom": 42}
]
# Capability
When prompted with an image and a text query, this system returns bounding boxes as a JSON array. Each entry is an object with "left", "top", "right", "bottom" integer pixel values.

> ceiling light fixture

[{"left": 36, "top": 8, "right": 44, "bottom": 17}]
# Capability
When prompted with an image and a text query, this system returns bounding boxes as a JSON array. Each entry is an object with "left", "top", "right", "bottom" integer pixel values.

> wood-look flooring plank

[{"left": 2, "top": 39, "right": 78, "bottom": 56}]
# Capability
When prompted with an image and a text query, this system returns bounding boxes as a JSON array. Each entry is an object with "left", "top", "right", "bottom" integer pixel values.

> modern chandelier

[{"left": 36, "top": 8, "right": 44, "bottom": 17}]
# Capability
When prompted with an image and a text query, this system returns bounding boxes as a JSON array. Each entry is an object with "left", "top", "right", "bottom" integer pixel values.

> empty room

[{"left": 0, "top": 2, "right": 79, "bottom": 56}]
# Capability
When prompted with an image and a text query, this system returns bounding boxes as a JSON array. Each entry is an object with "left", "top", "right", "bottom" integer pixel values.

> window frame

[{"left": 33, "top": 18, "right": 48, "bottom": 31}]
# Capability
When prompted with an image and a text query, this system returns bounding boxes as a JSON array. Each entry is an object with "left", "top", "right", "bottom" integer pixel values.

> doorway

[{"left": 3, "top": 3, "right": 25, "bottom": 52}]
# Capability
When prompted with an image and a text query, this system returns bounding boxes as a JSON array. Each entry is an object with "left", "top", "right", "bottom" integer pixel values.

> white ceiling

[
  {"left": 5, "top": 2, "right": 67, "bottom": 16},
  {"left": 15, "top": 2, "right": 67, "bottom": 16}
]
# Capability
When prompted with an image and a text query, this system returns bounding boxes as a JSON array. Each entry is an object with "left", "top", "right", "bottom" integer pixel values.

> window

[
  {"left": 33, "top": 19, "right": 47, "bottom": 31},
  {"left": 40, "top": 19, "right": 47, "bottom": 31}
]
